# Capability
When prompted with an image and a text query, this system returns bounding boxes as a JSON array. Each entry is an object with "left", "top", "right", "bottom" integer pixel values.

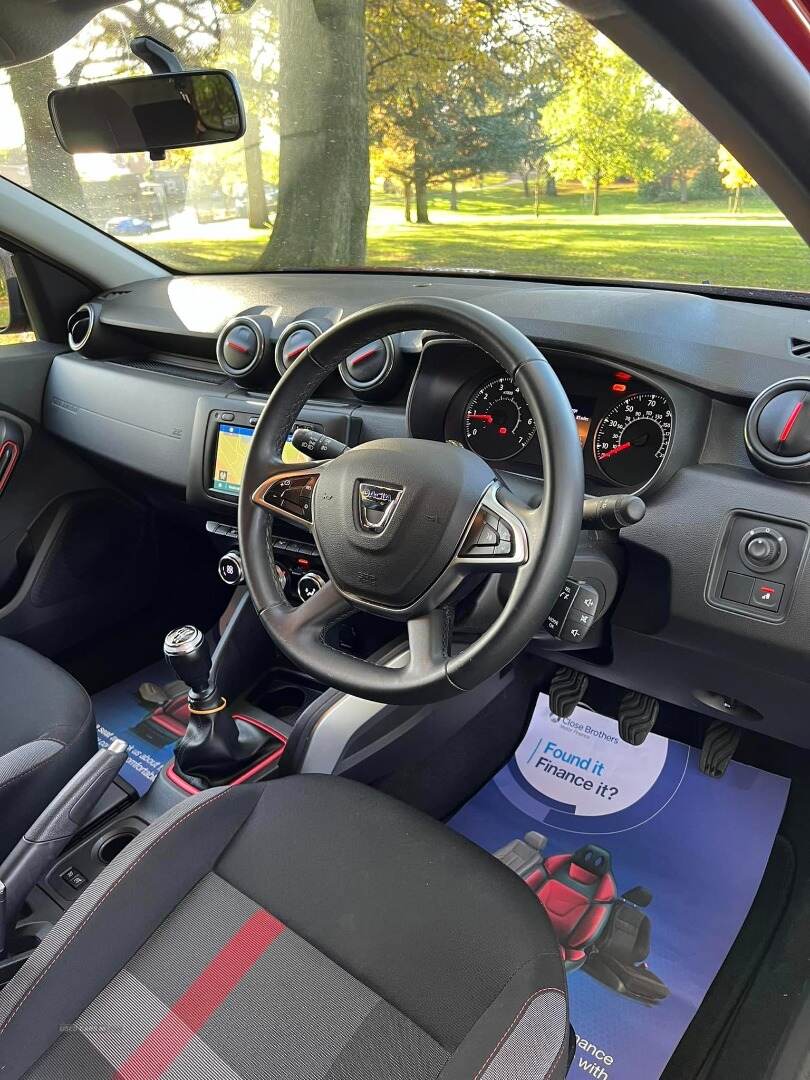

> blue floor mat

[
  {"left": 449, "top": 694, "right": 789, "bottom": 1080},
  {"left": 93, "top": 660, "right": 183, "bottom": 795}
]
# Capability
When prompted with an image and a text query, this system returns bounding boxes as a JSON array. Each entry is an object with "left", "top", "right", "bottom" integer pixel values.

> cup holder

[
  {"left": 269, "top": 685, "right": 309, "bottom": 718},
  {"left": 96, "top": 830, "right": 138, "bottom": 865}
]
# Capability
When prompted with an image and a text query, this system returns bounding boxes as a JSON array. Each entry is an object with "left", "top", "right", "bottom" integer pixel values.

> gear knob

[{"left": 163, "top": 626, "right": 212, "bottom": 696}]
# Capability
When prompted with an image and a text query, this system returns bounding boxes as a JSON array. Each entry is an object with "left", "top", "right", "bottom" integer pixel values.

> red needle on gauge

[
  {"left": 467, "top": 413, "right": 494, "bottom": 424},
  {"left": 598, "top": 441, "right": 632, "bottom": 461},
  {"left": 286, "top": 343, "right": 309, "bottom": 362}
]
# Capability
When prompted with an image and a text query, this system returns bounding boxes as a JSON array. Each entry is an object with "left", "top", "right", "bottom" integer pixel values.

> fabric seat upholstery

[
  {"left": 0, "top": 775, "right": 569, "bottom": 1079},
  {"left": 0, "top": 637, "right": 97, "bottom": 862}
]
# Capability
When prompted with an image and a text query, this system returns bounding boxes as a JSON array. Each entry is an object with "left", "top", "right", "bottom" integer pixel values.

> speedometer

[
  {"left": 594, "top": 392, "right": 673, "bottom": 486},
  {"left": 464, "top": 377, "right": 535, "bottom": 461}
]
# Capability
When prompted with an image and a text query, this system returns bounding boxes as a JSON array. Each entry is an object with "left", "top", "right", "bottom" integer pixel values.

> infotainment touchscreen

[{"left": 211, "top": 423, "right": 253, "bottom": 495}]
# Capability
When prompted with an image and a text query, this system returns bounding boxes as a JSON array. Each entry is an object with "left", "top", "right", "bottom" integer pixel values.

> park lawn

[{"left": 140, "top": 182, "right": 810, "bottom": 292}]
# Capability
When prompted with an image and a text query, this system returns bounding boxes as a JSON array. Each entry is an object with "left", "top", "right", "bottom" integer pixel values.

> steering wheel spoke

[
  {"left": 276, "top": 578, "right": 353, "bottom": 635},
  {"left": 406, "top": 606, "right": 454, "bottom": 675},
  {"left": 251, "top": 463, "right": 326, "bottom": 533},
  {"left": 454, "top": 482, "right": 530, "bottom": 571}
]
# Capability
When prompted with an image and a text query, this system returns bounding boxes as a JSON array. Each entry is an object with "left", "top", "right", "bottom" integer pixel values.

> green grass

[{"left": 138, "top": 181, "right": 810, "bottom": 292}]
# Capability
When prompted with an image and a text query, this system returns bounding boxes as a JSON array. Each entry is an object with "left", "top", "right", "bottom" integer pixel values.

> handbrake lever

[{"left": 0, "top": 738, "right": 128, "bottom": 957}]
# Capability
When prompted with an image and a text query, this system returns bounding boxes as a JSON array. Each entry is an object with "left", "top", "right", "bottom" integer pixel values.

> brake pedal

[
  {"left": 549, "top": 667, "right": 589, "bottom": 718},
  {"left": 618, "top": 691, "right": 659, "bottom": 746},
  {"left": 699, "top": 720, "right": 740, "bottom": 778}
]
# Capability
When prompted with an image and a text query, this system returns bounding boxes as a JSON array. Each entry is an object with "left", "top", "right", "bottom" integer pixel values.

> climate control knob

[
  {"left": 218, "top": 550, "right": 244, "bottom": 586},
  {"left": 297, "top": 572, "right": 325, "bottom": 602}
]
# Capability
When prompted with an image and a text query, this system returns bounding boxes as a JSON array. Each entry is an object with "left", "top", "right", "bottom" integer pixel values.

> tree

[
  {"left": 662, "top": 110, "right": 718, "bottom": 202},
  {"left": 367, "top": 0, "right": 572, "bottom": 224},
  {"left": 718, "top": 145, "right": 757, "bottom": 212},
  {"left": 258, "top": 0, "right": 369, "bottom": 269},
  {"left": 7, "top": 54, "right": 86, "bottom": 216},
  {"left": 543, "top": 40, "right": 664, "bottom": 215}
]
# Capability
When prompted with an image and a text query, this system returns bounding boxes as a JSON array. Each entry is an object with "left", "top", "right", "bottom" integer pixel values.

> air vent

[
  {"left": 275, "top": 320, "right": 323, "bottom": 375},
  {"left": 790, "top": 337, "right": 810, "bottom": 358},
  {"left": 67, "top": 304, "right": 94, "bottom": 352},
  {"left": 66, "top": 300, "right": 133, "bottom": 359},
  {"left": 745, "top": 377, "right": 810, "bottom": 481},
  {"left": 216, "top": 314, "right": 275, "bottom": 386},
  {"left": 97, "top": 288, "right": 132, "bottom": 299}
]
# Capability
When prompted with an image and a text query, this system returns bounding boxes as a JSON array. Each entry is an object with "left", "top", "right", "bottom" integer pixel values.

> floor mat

[
  {"left": 449, "top": 695, "right": 789, "bottom": 1080},
  {"left": 93, "top": 659, "right": 187, "bottom": 795}
]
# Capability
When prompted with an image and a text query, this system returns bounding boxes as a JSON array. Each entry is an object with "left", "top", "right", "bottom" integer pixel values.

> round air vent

[
  {"left": 67, "top": 304, "right": 96, "bottom": 352},
  {"left": 745, "top": 377, "right": 810, "bottom": 481},
  {"left": 216, "top": 314, "right": 274, "bottom": 386},
  {"left": 339, "top": 337, "right": 395, "bottom": 392},
  {"left": 275, "top": 320, "right": 323, "bottom": 375},
  {"left": 66, "top": 301, "right": 129, "bottom": 359}
]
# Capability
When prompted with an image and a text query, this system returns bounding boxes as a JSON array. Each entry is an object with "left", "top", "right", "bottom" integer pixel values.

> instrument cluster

[{"left": 408, "top": 339, "right": 678, "bottom": 495}]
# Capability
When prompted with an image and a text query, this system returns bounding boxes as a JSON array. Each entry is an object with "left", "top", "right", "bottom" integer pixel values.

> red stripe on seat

[{"left": 115, "top": 909, "right": 285, "bottom": 1080}]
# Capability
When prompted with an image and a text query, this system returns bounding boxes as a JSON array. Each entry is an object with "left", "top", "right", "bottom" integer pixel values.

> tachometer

[
  {"left": 594, "top": 392, "right": 673, "bottom": 486},
  {"left": 464, "top": 377, "right": 535, "bottom": 461}
]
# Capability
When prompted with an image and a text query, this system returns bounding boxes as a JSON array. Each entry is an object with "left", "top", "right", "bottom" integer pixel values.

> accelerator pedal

[
  {"left": 699, "top": 720, "right": 740, "bottom": 778},
  {"left": 549, "top": 667, "right": 589, "bottom": 718},
  {"left": 618, "top": 691, "right": 659, "bottom": 746}
]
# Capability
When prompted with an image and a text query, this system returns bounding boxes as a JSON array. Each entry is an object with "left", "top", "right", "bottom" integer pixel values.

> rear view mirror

[{"left": 48, "top": 70, "right": 245, "bottom": 156}]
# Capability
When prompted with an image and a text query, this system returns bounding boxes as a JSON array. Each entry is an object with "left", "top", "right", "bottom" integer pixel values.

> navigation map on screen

[{"left": 212, "top": 423, "right": 253, "bottom": 495}]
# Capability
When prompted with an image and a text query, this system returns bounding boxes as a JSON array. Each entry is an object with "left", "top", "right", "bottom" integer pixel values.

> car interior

[{"left": 0, "top": 0, "right": 808, "bottom": 1077}]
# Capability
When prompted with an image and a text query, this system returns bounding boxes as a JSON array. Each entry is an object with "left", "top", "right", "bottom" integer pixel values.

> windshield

[{"left": 1, "top": 0, "right": 808, "bottom": 292}]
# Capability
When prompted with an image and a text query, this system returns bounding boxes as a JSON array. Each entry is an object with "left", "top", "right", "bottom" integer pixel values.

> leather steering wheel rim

[{"left": 239, "top": 297, "right": 584, "bottom": 704}]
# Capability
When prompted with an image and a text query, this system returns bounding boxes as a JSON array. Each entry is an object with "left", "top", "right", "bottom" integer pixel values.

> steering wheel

[{"left": 239, "top": 297, "right": 584, "bottom": 704}]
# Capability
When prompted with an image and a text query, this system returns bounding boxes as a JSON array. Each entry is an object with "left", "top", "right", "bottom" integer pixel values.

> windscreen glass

[{"left": 0, "top": 0, "right": 807, "bottom": 292}]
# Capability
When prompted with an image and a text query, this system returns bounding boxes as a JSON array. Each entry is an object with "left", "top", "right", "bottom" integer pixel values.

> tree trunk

[
  {"left": 244, "top": 111, "right": 267, "bottom": 228},
  {"left": 404, "top": 182, "right": 413, "bottom": 223},
  {"left": 414, "top": 153, "right": 430, "bottom": 224},
  {"left": 591, "top": 175, "right": 601, "bottom": 216},
  {"left": 521, "top": 172, "right": 530, "bottom": 199},
  {"left": 678, "top": 175, "right": 688, "bottom": 203},
  {"left": 260, "top": 0, "right": 369, "bottom": 268},
  {"left": 732, "top": 186, "right": 742, "bottom": 213},
  {"left": 545, "top": 175, "right": 557, "bottom": 196},
  {"left": 449, "top": 177, "right": 458, "bottom": 211},
  {"left": 9, "top": 54, "right": 86, "bottom": 218}
]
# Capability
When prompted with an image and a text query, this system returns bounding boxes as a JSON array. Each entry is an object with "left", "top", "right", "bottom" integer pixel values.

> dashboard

[{"left": 40, "top": 270, "right": 810, "bottom": 751}]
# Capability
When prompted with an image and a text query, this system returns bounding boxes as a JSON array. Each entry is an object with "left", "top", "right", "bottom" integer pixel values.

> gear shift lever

[
  {"left": 163, "top": 626, "right": 268, "bottom": 786},
  {"left": 163, "top": 626, "right": 220, "bottom": 712}
]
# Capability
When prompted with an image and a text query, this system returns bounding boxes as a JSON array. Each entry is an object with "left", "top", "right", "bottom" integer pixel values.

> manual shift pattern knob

[{"left": 163, "top": 626, "right": 212, "bottom": 696}]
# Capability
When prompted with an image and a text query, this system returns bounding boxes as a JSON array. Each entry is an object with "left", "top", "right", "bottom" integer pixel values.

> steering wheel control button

[
  {"left": 460, "top": 508, "right": 514, "bottom": 558},
  {"left": 751, "top": 579, "right": 784, "bottom": 610},
  {"left": 260, "top": 473, "right": 319, "bottom": 523},
  {"left": 297, "top": 572, "right": 325, "bottom": 602},
  {"left": 721, "top": 571, "right": 755, "bottom": 605},
  {"left": 739, "top": 527, "right": 787, "bottom": 571},
  {"left": 218, "top": 550, "right": 243, "bottom": 586}
]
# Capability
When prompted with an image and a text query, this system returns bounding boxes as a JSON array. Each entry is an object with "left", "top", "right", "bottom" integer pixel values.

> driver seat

[{"left": 0, "top": 776, "right": 570, "bottom": 1079}]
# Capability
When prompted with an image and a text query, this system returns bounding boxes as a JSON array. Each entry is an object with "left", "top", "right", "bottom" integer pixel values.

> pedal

[
  {"left": 699, "top": 720, "right": 740, "bottom": 778},
  {"left": 549, "top": 667, "right": 589, "bottom": 718},
  {"left": 618, "top": 691, "right": 659, "bottom": 746}
]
